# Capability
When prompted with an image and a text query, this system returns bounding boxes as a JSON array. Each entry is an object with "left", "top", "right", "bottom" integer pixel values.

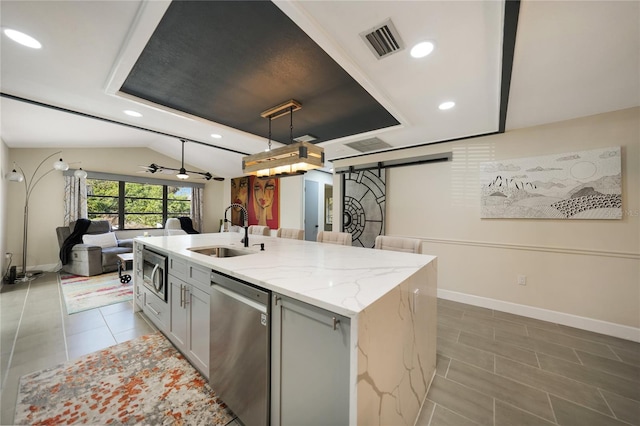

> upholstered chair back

[
  {"left": 248, "top": 225, "right": 270, "bottom": 236},
  {"left": 316, "top": 231, "right": 352, "bottom": 246},
  {"left": 276, "top": 228, "right": 304, "bottom": 240},
  {"left": 374, "top": 235, "right": 423, "bottom": 254}
]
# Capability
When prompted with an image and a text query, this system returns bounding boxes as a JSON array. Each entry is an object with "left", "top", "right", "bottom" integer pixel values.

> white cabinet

[
  {"left": 168, "top": 255, "right": 211, "bottom": 377},
  {"left": 143, "top": 289, "right": 170, "bottom": 331},
  {"left": 271, "top": 294, "right": 351, "bottom": 426}
]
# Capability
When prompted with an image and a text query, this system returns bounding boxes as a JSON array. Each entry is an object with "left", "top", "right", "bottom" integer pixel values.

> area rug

[
  {"left": 60, "top": 272, "right": 132, "bottom": 314},
  {"left": 14, "top": 332, "right": 235, "bottom": 425}
]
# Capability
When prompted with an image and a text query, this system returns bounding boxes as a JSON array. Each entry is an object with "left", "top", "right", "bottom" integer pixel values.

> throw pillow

[{"left": 82, "top": 232, "right": 118, "bottom": 248}]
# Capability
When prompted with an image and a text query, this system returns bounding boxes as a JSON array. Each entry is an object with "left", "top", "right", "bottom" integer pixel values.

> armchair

[{"left": 56, "top": 220, "right": 133, "bottom": 276}]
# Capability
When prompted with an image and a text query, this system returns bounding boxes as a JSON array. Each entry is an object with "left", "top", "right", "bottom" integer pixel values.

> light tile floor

[
  {"left": 0, "top": 272, "right": 156, "bottom": 425},
  {"left": 2, "top": 274, "right": 639, "bottom": 425}
]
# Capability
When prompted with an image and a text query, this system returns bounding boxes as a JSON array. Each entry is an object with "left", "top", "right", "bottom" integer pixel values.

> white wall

[
  {"left": 4, "top": 147, "right": 225, "bottom": 273},
  {"left": 279, "top": 175, "right": 304, "bottom": 231},
  {"left": 333, "top": 108, "right": 640, "bottom": 336},
  {"left": 0, "top": 139, "right": 9, "bottom": 284}
]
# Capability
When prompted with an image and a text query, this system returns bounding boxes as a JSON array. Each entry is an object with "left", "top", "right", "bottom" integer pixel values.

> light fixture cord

[
  {"left": 181, "top": 140, "right": 185, "bottom": 168},
  {"left": 268, "top": 116, "right": 272, "bottom": 151},
  {"left": 289, "top": 106, "right": 294, "bottom": 143}
]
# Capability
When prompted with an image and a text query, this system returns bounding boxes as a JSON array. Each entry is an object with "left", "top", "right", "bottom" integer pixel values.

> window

[{"left": 87, "top": 178, "right": 192, "bottom": 230}]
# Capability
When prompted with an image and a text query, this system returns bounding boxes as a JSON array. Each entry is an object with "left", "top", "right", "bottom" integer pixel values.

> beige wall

[
  {"left": 4, "top": 147, "right": 225, "bottom": 272},
  {"left": 333, "top": 108, "right": 640, "bottom": 331},
  {"left": 1, "top": 139, "right": 9, "bottom": 282}
]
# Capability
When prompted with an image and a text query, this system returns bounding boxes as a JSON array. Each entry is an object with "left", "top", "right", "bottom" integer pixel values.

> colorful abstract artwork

[
  {"left": 231, "top": 176, "right": 280, "bottom": 229},
  {"left": 343, "top": 170, "right": 386, "bottom": 247},
  {"left": 230, "top": 176, "right": 249, "bottom": 226},
  {"left": 480, "top": 147, "right": 622, "bottom": 219}
]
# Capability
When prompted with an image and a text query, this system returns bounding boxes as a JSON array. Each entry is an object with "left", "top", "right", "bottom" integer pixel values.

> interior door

[{"left": 304, "top": 180, "right": 319, "bottom": 241}]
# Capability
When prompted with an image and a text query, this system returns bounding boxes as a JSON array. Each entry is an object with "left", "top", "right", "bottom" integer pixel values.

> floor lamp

[{"left": 5, "top": 151, "right": 69, "bottom": 282}]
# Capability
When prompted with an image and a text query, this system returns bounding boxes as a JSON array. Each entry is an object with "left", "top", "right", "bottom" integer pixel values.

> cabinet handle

[
  {"left": 332, "top": 316, "right": 340, "bottom": 330},
  {"left": 147, "top": 303, "right": 160, "bottom": 316},
  {"left": 180, "top": 284, "right": 184, "bottom": 308}
]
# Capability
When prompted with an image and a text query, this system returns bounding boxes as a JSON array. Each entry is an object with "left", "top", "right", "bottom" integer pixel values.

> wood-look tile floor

[
  {"left": 2, "top": 274, "right": 639, "bottom": 425},
  {"left": 417, "top": 299, "right": 640, "bottom": 426}
]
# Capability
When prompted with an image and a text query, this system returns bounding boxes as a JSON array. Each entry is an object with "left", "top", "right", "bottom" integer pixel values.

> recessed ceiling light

[
  {"left": 211, "top": 133, "right": 222, "bottom": 139},
  {"left": 3, "top": 29, "right": 42, "bottom": 49},
  {"left": 123, "top": 110, "right": 142, "bottom": 117},
  {"left": 439, "top": 101, "right": 455, "bottom": 110},
  {"left": 410, "top": 41, "right": 434, "bottom": 58}
]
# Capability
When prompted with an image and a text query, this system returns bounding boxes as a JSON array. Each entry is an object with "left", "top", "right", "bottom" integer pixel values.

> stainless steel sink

[{"left": 188, "top": 246, "right": 254, "bottom": 258}]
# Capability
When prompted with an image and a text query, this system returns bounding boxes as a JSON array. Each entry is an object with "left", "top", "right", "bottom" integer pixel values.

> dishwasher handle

[{"left": 212, "top": 284, "right": 268, "bottom": 314}]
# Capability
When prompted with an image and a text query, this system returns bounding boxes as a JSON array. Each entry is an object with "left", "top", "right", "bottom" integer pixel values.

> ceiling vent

[
  {"left": 345, "top": 137, "right": 393, "bottom": 153},
  {"left": 360, "top": 19, "right": 404, "bottom": 59}
]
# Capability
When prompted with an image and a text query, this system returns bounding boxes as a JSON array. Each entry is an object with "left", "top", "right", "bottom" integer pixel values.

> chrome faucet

[{"left": 224, "top": 203, "right": 249, "bottom": 247}]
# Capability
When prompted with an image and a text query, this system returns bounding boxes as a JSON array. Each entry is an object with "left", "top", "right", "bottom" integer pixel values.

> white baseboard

[
  {"left": 28, "top": 263, "right": 60, "bottom": 274},
  {"left": 438, "top": 289, "right": 640, "bottom": 343}
]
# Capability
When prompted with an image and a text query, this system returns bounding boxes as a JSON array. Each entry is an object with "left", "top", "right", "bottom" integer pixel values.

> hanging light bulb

[
  {"left": 5, "top": 168, "right": 24, "bottom": 182},
  {"left": 74, "top": 168, "right": 88, "bottom": 179},
  {"left": 176, "top": 168, "right": 189, "bottom": 180},
  {"left": 53, "top": 158, "right": 69, "bottom": 171}
]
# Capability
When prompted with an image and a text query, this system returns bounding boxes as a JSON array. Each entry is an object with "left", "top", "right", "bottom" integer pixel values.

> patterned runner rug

[
  {"left": 60, "top": 272, "right": 133, "bottom": 314},
  {"left": 14, "top": 332, "right": 235, "bottom": 425}
]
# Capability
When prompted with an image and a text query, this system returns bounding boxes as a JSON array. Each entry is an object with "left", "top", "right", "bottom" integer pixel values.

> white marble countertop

[{"left": 135, "top": 232, "right": 435, "bottom": 317}]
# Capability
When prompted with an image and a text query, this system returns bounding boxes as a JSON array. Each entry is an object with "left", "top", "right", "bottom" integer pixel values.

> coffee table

[{"left": 117, "top": 253, "right": 134, "bottom": 283}]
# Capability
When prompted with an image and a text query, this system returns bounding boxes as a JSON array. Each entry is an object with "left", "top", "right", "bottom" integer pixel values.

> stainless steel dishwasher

[{"left": 210, "top": 271, "right": 270, "bottom": 426}]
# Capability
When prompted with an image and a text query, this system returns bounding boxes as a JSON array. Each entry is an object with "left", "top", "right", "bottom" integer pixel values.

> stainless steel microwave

[{"left": 142, "top": 248, "right": 167, "bottom": 302}]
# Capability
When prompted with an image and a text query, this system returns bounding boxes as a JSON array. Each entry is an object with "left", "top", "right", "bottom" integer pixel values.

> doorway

[{"left": 304, "top": 180, "right": 319, "bottom": 241}]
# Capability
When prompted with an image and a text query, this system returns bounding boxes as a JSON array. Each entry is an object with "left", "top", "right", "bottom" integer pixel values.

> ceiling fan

[{"left": 138, "top": 139, "right": 224, "bottom": 181}]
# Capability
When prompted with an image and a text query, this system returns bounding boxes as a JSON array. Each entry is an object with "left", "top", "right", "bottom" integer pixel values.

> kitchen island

[{"left": 134, "top": 232, "right": 437, "bottom": 426}]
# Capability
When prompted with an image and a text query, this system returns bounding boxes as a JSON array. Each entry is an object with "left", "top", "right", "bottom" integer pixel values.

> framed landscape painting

[{"left": 480, "top": 147, "right": 622, "bottom": 219}]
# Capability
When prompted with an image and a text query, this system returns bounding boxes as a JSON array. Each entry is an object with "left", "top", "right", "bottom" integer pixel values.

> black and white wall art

[
  {"left": 342, "top": 170, "right": 386, "bottom": 247},
  {"left": 480, "top": 147, "right": 622, "bottom": 219}
]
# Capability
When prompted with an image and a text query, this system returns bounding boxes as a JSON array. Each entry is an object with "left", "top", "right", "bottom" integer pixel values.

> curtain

[
  {"left": 63, "top": 175, "right": 87, "bottom": 225},
  {"left": 191, "top": 187, "right": 204, "bottom": 232}
]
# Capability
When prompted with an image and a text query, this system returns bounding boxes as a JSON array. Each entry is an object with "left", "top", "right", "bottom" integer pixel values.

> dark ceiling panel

[{"left": 120, "top": 0, "right": 399, "bottom": 145}]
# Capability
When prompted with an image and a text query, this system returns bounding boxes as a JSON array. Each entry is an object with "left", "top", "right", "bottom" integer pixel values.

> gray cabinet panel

[
  {"left": 166, "top": 262, "right": 210, "bottom": 378},
  {"left": 188, "top": 285, "right": 210, "bottom": 373},
  {"left": 169, "top": 276, "right": 188, "bottom": 348},
  {"left": 272, "top": 295, "right": 350, "bottom": 426}
]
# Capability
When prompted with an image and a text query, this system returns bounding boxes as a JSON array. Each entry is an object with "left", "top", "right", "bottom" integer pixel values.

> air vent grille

[
  {"left": 345, "top": 137, "right": 392, "bottom": 153},
  {"left": 361, "top": 19, "right": 404, "bottom": 59}
]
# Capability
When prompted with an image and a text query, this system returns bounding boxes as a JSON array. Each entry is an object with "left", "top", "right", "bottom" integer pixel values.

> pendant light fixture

[
  {"left": 176, "top": 139, "right": 189, "bottom": 180},
  {"left": 242, "top": 99, "right": 324, "bottom": 177},
  {"left": 138, "top": 139, "right": 224, "bottom": 181}
]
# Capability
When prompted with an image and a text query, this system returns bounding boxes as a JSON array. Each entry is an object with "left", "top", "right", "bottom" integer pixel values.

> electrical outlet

[{"left": 517, "top": 275, "right": 527, "bottom": 286}]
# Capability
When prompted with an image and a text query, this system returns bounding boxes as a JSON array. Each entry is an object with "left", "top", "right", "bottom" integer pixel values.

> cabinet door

[
  {"left": 272, "top": 295, "right": 350, "bottom": 426},
  {"left": 133, "top": 243, "right": 144, "bottom": 311},
  {"left": 187, "top": 285, "right": 210, "bottom": 376},
  {"left": 168, "top": 276, "right": 188, "bottom": 349}
]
